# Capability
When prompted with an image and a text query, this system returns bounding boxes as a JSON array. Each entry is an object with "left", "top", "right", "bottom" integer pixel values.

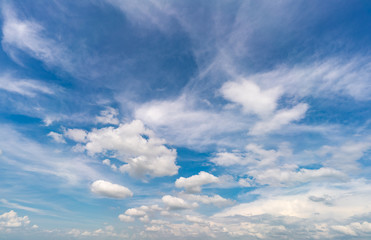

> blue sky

[{"left": 0, "top": 0, "right": 371, "bottom": 239}]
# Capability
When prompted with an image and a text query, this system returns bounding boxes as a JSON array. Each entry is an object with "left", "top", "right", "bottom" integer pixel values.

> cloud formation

[
  {"left": 90, "top": 180, "right": 133, "bottom": 199},
  {"left": 0, "top": 210, "right": 30, "bottom": 228},
  {"left": 175, "top": 171, "right": 219, "bottom": 193},
  {"left": 72, "top": 120, "right": 179, "bottom": 179}
]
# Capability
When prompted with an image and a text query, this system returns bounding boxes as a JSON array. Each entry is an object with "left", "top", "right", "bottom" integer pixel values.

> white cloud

[
  {"left": 90, "top": 180, "right": 133, "bottom": 199},
  {"left": 331, "top": 225, "right": 357, "bottom": 236},
  {"left": 162, "top": 195, "right": 198, "bottom": 210},
  {"left": 175, "top": 171, "right": 219, "bottom": 193},
  {"left": 72, "top": 120, "right": 179, "bottom": 179},
  {"left": 0, "top": 74, "right": 54, "bottom": 97},
  {"left": 249, "top": 103, "right": 308, "bottom": 135},
  {"left": 118, "top": 214, "right": 134, "bottom": 222},
  {"left": 250, "top": 167, "right": 348, "bottom": 187},
  {"left": 1, "top": 3, "right": 71, "bottom": 71},
  {"left": 68, "top": 225, "right": 119, "bottom": 238},
  {"left": 64, "top": 129, "right": 88, "bottom": 143},
  {"left": 96, "top": 107, "right": 119, "bottom": 125},
  {"left": 180, "top": 193, "right": 233, "bottom": 207},
  {"left": 251, "top": 57, "right": 371, "bottom": 101},
  {"left": 221, "top": 79, "right": 282, "bottom": 117},
  {"left": 211, "top": 143, "right": 288, "bottom": 168},
  {"left": 210, "top": 152, "right": 245, "bottom": 166},
  {"left": 0, "top": 210, "right": 30, "bottom": 228},
  {"left": 102, "top": 159, "right": 117, "bottom": 171},
  {"left": 47, "top": 132, "right": 65, "bottom": 143},
  {"left": 0, "top": 126, "right": 102, "bottom": 185},
  {"left": 0, "top": 199, "right": 42, "bottom": 214},
  {"left": 134, "top": 95, "right": 249, "bottom": 148},
  {"left": 119, "top": 205, "right": 162, "bottom": 223},
  {"left": 216, "top": 179, "right": 371, "bottom": 220},
  {"left": 105, "top": 0, "right": 174, "bottom": 31},
  {"left": 318, "top": 141, "right": 371, "bottom": 172}
]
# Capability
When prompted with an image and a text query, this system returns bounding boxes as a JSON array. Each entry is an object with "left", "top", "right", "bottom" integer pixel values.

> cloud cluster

[
  {"left": 68, "top": 225, "right": 121, "bottom": 238},
  {"left": 0, "top": 210, "right": 30, "bottom": 228},
  {"left": 216, "top": 179, "right": 371, "bottom": 220},
  {"left": 119, "top": 205, "right": 162, "bottom": 223},
  {"left": 69, "top": 120, "right": 179, "bottom": 179}
]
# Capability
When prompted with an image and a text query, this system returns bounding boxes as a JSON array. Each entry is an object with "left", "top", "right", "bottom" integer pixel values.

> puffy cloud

[
  {"left": 47, "top": 131, "right": 65, "bottom": 143},
  {"left": 90, "top": 180, "right": 133, "bottom": 199},
  {"left": 175, "top": 171, "right": 219, "bottom": 193},
  {"left": 118, "top": 214, "right": 134, "bottom": 222},
  {"left": 221, "top": 79, "right": 282, "bottom": 117},
  {"left": 96, "top": 107, "right": 119, "bottom": 125},
  {"left": 124, "top": 208, "right": 147, "bottom": 217},
  {"left": 162, "top": 195, "right": 198, "bottom": 210},
  {"left": 0, "top": 210, "right": 30, "bottom": 228},
  {"left": 249, "top": 103, "right": 308, "bottom": 135},
  {"left": 119, "top": 205, "right": 162, "bottom": 222},
  {"left": 64, "top": 129, "right": 88, "bottom": 143},
  {"left": 73, "top": 120, "right": 179, "bottom": 179},
  {"left": 102, "top": 159, "right": 117, "bottom": 171}
]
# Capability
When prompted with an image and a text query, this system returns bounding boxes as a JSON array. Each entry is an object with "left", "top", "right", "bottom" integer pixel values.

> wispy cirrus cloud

[{"left": 0, "top": 74, "right": 53, "bottom": 97}]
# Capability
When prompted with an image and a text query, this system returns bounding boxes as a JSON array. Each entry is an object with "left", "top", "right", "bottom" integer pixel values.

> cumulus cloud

[
  {"left": 64, "top": 128, "right": 88, "bottom": 143},
  {"left": 47, "top": 131, "right": 65, "bottom": 143},
  {"left": 162, "top": 195, "right": 198, "bottom": 210},
  {"left": 221, "top": 79, "right": 282, "bottom": 117},
  {"left": 118, "top": 214, "right": 134, "bottom": 222},
  {"left": 102, "top": 159, "right": 117, "bottom": 171},
  {"left": 90, "top": 180, "right": 133, "bottom": 199},
  {"left": 0, "top": 210, "right": 30, "bottom": 228},
  {"left": 71, "top": 120, "right": 179, "bottom": 179},
  {"left": 68, "top": 225, "right": 119, "bottom": 238},
  {"left": 119, "top": 205, "right": 162, "bottom": 222},
  {"left": 175, "top": 171, "right": 219, "bottom": 193},
  {"left": 96, "top": 107, "right": 119, "bottom": 125}
]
